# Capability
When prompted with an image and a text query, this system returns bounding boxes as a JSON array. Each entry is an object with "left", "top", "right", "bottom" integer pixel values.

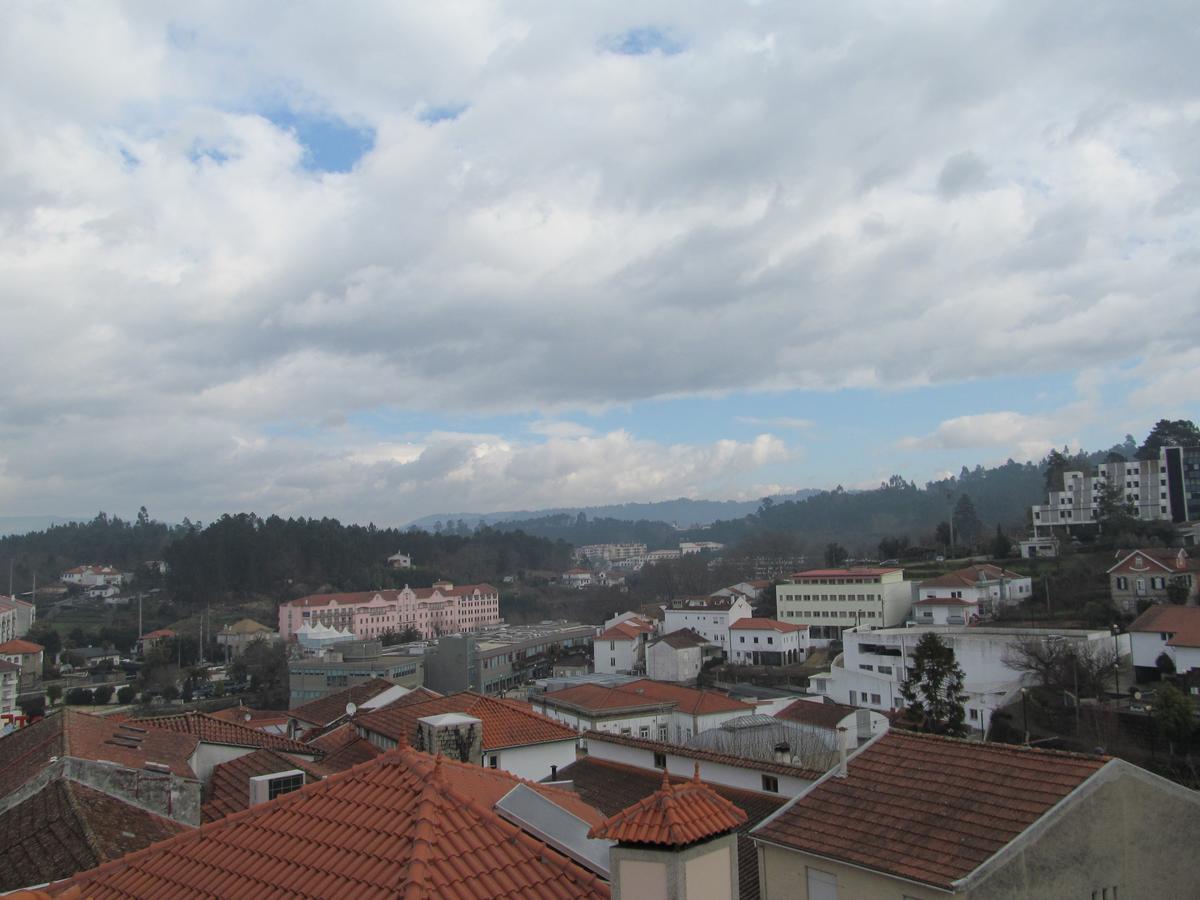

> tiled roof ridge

[
  {"left": 61, "top": 781, "right": 102, "bottom": 859},
  {"left": 137, "top": 710, "right": 319, "bottom": 755},
  {"left": 893, "top": 727, "right": 1112, "bottom": 764},
  {"left": 399, "top": 754, "right": 444, "bottom": 898},
  {"left": 588, "top": 763, "right": 747, "bottom": 846}
]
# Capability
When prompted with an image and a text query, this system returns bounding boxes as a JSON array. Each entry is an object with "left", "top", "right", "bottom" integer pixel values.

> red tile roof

[
  {"left": 138, "top": 629, "right": 175, "bottom": 640},
  {"left": 1107, "top": 548, "right": 1198, "bottom": 575},
  {"left": 0, "top": 780, "right": 187, "bottom": 892},
  {"left": 46, "top": 748, "right": 610, "bottom": 899},
  {"left": 775, "top": 699, "right": 859, "bottom": 730},
  {"left": 589, "top": 764, "right": 746, "bottom": 847},
  {"left": 541, "top": 678, "right": 752, "bottom": 717},
  {"left": 286, "top": 677, "right": 399, "bottom": 727},
  {"left": 202, "top": 749, "right": 329, "bottom": 823},
  {"left": 305, "top": 722, "right": 383, "bottom": 772},
  {"left": 752, "top": 731, "right": 1108, "bottom": 889},
  {"left": 1129, "top": 604, "right": 1200, "bottom": 648},
  {"left": 597, "top": 620, "right": 654, "bottom": 641},
  {"left": 357, "top": 691, "right": 579, "bottom": 751},
  {"left": 135, "top": 712, "right": 317, "bottom": 755},
  {"left": 209, "top": 706, "right": 292, "bottom": 730},
  {"left": 651, "top": 628, "right": 713, "bottom": 650},
  {"left": 586, "top": 730, "right": 825, "bottom": 780},
  {"left": 920, "top": 564, "right": 1023, "bottom": 589},
  {"left": 730, "top": 617, "right": 808, "bottom": 633},
  {"left": 283, "top": 583, "right": 499, "bottom": 609},
  {"left": 0, "top": 639, "right": 45, "bottom": 654},
  {"left": 912, "top": 596, "right": 980, "bottom": 607},
  {"left": 0, "top": 658, "right": 19, "bottom": 673},
  {"left": 790, "top": 567, "right": 902, "bottom": 578}
]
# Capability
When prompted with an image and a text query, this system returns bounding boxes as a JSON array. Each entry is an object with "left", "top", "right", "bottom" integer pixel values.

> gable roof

[
  {"left": 1128, "top": 604, "right": 1200, "bottom": 648},
  {"left": 586, "top": 730, "right": 825, "bottom": 780},
  {"left": 775, "top": 699, "right": 860, "bottom": 730},
  {"left": 287, "top": 677, "right": 399, "bottom": 727},
  {"left": 1107, "top": 548, "right": 1198, "bottom": 575},
  {"left": 588, "top": 766, "right": 746, "bottom": 847},
  {"left": 730, "top": 617, "right": 808, "bottom": 633},
  {"left": 45, "top": 748, "right": 610, "bottom": 899},
  {"left": 138, "top": 629, "right": 175, "bottom": 640},
  {"left": 303, "top": 722, "right": 383, "bottom": 772},
  {"left": 751, "top": 731, "right": 1107, "bottom": 890},
  {"left": 217, "top": 618, "right": 275, "bottom": 636},
  {"left": 202, "top": 749, "right": 329, "bottom": 823},
  {"left": 0, "top": 711, "right": 198, "bottom": 802},
  {"left": 540, "top": 679, "right": 752, "bottom": 718},
  {"left": 135, "top": 712, "right": 316, "bottom": 755},
  {"left": 597, "top": 620, "right": 654, "bottom": 642},
  {"left": 557, "top": 756, "right": 786, "bottom": 900},
  {"left": 0, "top": 780, "right": 187, "bottom": 893},
  {"left": 0, "top": 639, "right": 44, "bottom": 655},
  {"left": 912, "top": 596, "right": 980, "bottom": 607},
  {"left": 356, "top": 691, "right": 578, "bottom": 751},
  {"left": 650, "top": 628, "right": 712, "bottom": 650}
]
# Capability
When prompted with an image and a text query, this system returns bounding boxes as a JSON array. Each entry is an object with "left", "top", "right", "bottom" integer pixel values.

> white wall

[
  {"left": 530, "top": 701, "right": 673, "bottom": 741},
  {"left": 595, "top": 636, "right": 639, "bottom": 675},
  {"left": 487, "top": 738, "right": 577, "bottom": 782},
  {"left": 646, "top": 643, "right": 703, "bottom": 682}
]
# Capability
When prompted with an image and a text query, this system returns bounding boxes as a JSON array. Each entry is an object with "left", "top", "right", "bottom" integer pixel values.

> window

[
  {"left": 848, "top": 690, "right": 856, "bottom": 704},
  {"left": 639, "top": 725, "right": 650, "bottom": 738},
  {"left": 969, "top": 708, "right": 979, "bottom": 720},
  {"left": 870, "top": 693, "right": 881, "bottom": 705},
  {"left": 489, "top": 755, "right": 499, "bottom": 769},
  {"left": 653, "top": 751, "right": 667, "bottom": 768},
  {"left": 609, "top": 657, "right": 616, "bottom": 667},
  {"left": 657, "top": 724, "right": 669, "bottom": 740},
  {"left": 739, "top": 636, "right": 746, "bottom": 643},
  {"left": 859, "top": 664, "right": 873, "bottom": 671},
  {"left": 806, "top": 867, "right": 838, "bottom": 900},
  {"left": 877, "top": 665, "right": 892, "bottom": 675},
  {"left": 267, "top": 773, "right": 304, "bottom": 800},
  {"left": 761, "top": 774, "right": 779, "bottom": 793}
]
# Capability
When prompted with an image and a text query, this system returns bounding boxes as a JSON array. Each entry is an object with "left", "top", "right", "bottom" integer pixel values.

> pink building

[{"left": 278, "top": 581, "right": 501, "bottom": 642}]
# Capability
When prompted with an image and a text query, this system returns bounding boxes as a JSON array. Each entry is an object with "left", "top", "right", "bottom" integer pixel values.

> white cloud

[{"left": 898, "top": 412, "right": 1072, "bottom": 462}]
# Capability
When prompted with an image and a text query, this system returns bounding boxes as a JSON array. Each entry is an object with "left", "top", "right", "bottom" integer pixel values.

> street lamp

[{"left": 1111, "top": 624, "right": 1121, "bottom": 698}]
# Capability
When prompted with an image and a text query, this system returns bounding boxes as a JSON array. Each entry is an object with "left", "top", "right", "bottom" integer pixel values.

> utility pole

[
  {"left": 7, "top": 559, "right": 12, "bottom": 597},
  {"left": 137, "top": 593, "right": 143, "bottom": 646}
]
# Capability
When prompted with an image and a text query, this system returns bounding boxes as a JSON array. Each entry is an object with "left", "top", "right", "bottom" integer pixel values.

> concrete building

[
  {"left": 575, "top": 543, "right": 647, "bottom": 566},
  {"left": 287, "top": 640, "right": 424, "bottom": 707},
  {"left": 0, "top": 639, "right": 44, "bottom": 693},
  {"left": 60, "top": 565, "right": 130, "bottom": 588},
  {"left": 751, "top": 730, "right": 1200, "bottom": 900},
  {"left": 1128, "top": 604, "right": 1200, "bottom": 680},
  {"left": 911, "top": 596, "right": 981, "bottom": 625},
  {"left": 387, "top": 550, "right": 412, "bottom": 569},
  {"left": 917, "top": 564, "right": 1032, "bottom": 614},
  {"left": 594, "top": 617, "right": 656, "bottom": 675},
  {"left": 215, "top": 619, "right": 279, "bottom": 659},
  {"left": 0, "top": 660, "right": 18, "bottom": 720},
  {"left": 680, "top": 541, "right": 724, "bottom": 555},
  {"left": 662, "top": 595, "right": 753, "bottom": 655},
  {"left": 1018, "top": 535, "right": 1059, "bottom": 559},
  {"left": 278, "top": 581, "right": 501, "bottom": 642},
  {"left": 137, "top": 628, "right": 175, "bottom": 656},
  {"left": 1106, "top": 547, "right": 1199, "bottom": 613},
  {"left": 776, "top": 568, "right": 913, "bottom": 646},
  {"left": 561, "top": 567, "right": 595, "bottom": 589},
  {"left": 423, "top": 621, "right": 595, "bottom": 695},
  {"left": 809, "top": 625, "right": 1126, "bottom": 735},
  {"left": 646, "top": 630, "right": 714, "bottom": 684},
  {"left": 0, "top": 595, "right": 35, "bottom": 643},
  {"left": 729, "top": 618, "right": 808, "bottom": 666}
]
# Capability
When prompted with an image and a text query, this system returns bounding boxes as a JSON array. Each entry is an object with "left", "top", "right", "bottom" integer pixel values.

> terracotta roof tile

[
  {"left": 585, "top": 730, "right": 825, "bottom": 780},
  {"left": 303, "top": 723, "right": 383, "bottom": 772},
  {"left": 202, "top": 749, "right": 329, "bottom": 823},
  {"left": 541, "top": 679, "right": 753, "bottom": 717},
  {"left": 0, "top": 639, "right": 45, "bottom": 654},
  {"left": 775, "top": 699, "right": 859, "bottom": 730},
  {"left": 752, "top": 731, "right": 1107, "bottom": 889},
  {"left": 0, "top": 780, "right": 187, "bottom": 893},
  {"left": 209, "top": 706, "right": 292, "bottom": 731},
  {"left": 588, "top": 764, "right": 746, "bottom": 847},
  {"left": 557, "top": 756, "right": 785, "bottom": 900},
  {"left": 650, "top": 628, "right": 712, "bottom": 650},
  {"left": 1129, "top": 604, "right": 1200, "bottom": 648},
  {"left": 357, "top": 691, "right": 578, "bottom": 751},
  {"left": 287, "top": 677, "right": 399, "bottom": 727},
  {"left": 47, "top": 748, "right": 609, "bottom": 899},
  {"left": 730, "top": 617, "right": 808, "bottom": 633},
  {"left": 597, "top": 620, "right": 654, "bottom": 641},
  {"left": 790, "top": 567, "right": 902, "bottom": 578},
  {"left": 134, "top": 712, "right": 316, "bottom": 755}
]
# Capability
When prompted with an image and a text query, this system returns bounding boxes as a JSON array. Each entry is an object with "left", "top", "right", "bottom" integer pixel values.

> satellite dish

[
  {"left": 345, "top": 702, "right": 358, "bottom": 717},
  {"left": 243, "top": 712, "right": 252, "bottom": 722}
]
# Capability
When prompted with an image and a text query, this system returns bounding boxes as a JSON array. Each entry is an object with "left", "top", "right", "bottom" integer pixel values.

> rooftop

[
  {"left": 1129, "top": 604, "right": 1200, "bottom": 648},
  {"left": 287, "top": 677, "right": 400, "bottom": 727},
  {"left": 134, "top": 712, "right": 317, "bottom": 755},
  {"left": 541, "top": 679, "right": 752, "bottom": 717},
  {"left": 789, "top": 567, "right": 902, "bottom": 579},
  {"left": 597, "top": 620, "right": 654, "bottom": 642},
  {"left": 775, "top": 699, "right": 860, "bottom": 730},
  {"left": 588, "top": 765, "right": 746, "bottom": 848},
  {"left": 730, "top": 617, "right": 808, "bottom": 633},
  {"left": 920, "top": 564, "right": 1024, "bottom": 589},
  {"left": 357, "top": 691, "right": 579, "bottom": 751},
  {"left": 650, "top": 628, "right": 712, "bottom": 650},
  {"left": 752, "top": 731, "right": 1108, "bottom": 890},
  {"left": 586, "top": 730, "right": 825, "bottom": 780},
  {"left": 0, "top": 639, "right": 45, "bottom": 655},
  {"left": 283, "top": 582, "right": 499, "bottom": 609},
  {"left": 202, "top": 749, "right": 329, "bottom": 823},
  {"left": 44, "top": 748, "right": 610, "bottom": 899},
  {"left": 0, "top": 780, "right": 187, "bottom": 893}
]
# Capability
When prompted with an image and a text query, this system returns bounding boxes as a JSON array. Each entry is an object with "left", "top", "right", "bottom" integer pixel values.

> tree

[
  {"left": 1096, "top": 482, "right": 1136, "bottom": 533},
  {"left": 1155, "top": 652, "right": 1176, "bottom": 676},
  {"left": 161, "top": 684, "right": 179, "bottom": 702},
  {"left": 900, "top": 633, "right": 968, "bottom": 736},
  {"left": 1004, "top": 637, "right": 1116, "bottom": 700},
  {"left": 117, "top": 685, "right": 137, "bottom": 704},
  {"left": 25, "top": 622, "right": 61, "bottom": 658},
  {"left": 935, "top": 521, "right": 952, "bottom": 548},
  {"left": 18, "top": 695, "right": 45, "bottom": 719},
  {"left": 1167, "top": 580, "right": 1191, "bottom": 605},
  {"left": 1152, "top": 683, "right": 1195, "bottom": 754},
  {"left": 65, "top": 687, "right": 93, "bottom": 705},
  {"left": 952, "top": 494, "right": 983, "bottom": 547},
  {"left": 1043, "top": 448, "right": 1071, "bottom": 492},
  {"left": 46, "top": 684, "right": 62, "bottom": 706},
  {"left": 990, "top": 525, "right": 1012, "bottom": 560},
  {"left": 229, "top": 639, "right": 289, "bottom": 709},
  {"left": 1137, "top": 419, "right": 1200, "bottom": 460},
  {"left": 824, "top": 542, "right": 848, "bottom": 567},
  {"left": 92, "top": 684, "right": 114, "bottom": 704}
]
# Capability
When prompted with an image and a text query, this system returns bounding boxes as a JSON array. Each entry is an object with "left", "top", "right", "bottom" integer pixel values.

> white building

[
  {"left": 594, "top": 617, "right": 656, "bottom": 675},
  {"left": 775, "top": 568, "right": 913, "bottom": 646},
  {"left": 1129, "top": 605, "right": 1200, "bottom": 680},
  {"left": 387, "top": 551, "right": 412, "bottom": 569},
  {"left": 0, "top": 596, "right": 35, "bottom": 643},
  {"left": 1018, "top": 536, "right": 1059, "bottom": 559},
  {"left": 645, "top": 549, "right": 682, "bottom": 562},
  {"left": 774, "top": 698, "right": 890, "bottom": 748},
  {"left": 810, "top": 625, "right": 1125, "bottom": 735},
  {"left": 680, "top": 541, "right": 724, "bottom": 555},
  {"left": 0, "top": 659, "right": 18, "bottom": 720},
  {"left": 662, "top": 595, "right": 753, "bottom": 654},
  {"left": 911, "top": 596, "right": 980, "bottom": 626},
  {"left": 729, "top": 618, "right": 808, "bottom": 666},
  {"left": 574, "top": 543, "right": 647, "bottom": 565},
  {"left": 918, "top": 564, "right": 1032, "bottom": 614},
  {"left": 711, "top": 580, "right": 770, "bottom": 602},
  {"left": 646, "top": 629, "right": 713, "bottom": 683},
  {"left": 560, "top": 568, "right": 594, "bottom": 589},
  {"left": 60, "top": 565, "right": 130, "bottom": 587}
]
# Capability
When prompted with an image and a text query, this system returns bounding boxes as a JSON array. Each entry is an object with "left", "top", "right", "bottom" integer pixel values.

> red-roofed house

[
  {"left": 911, "top": 595, "right": 981, "bottom": 626},
  {"left": 595, "top": 616, "right": 657, "bottom": 675},
  {"left": 729, "top": 618, "right": 809, "bottom": 666},
  {"left": 0, "top": 638, "right": 43, "bottom": 692},
  {"left": 136, "top": 628, "right": 175, "bottom": 656},
  {"left": 562, "top": 567, "right": 595, "bottom": 589},
  {"left": 1108, "top": 548, "right": 1199, "bottom": 612},
  {"left": 0, "top": 595, "right": 35, "bottom": 643},
  {"left": 1129, "top": 604, "right": 1200, "bottom": 680},
  {"left": 751, "top": 730, "right": 1200, "bottom": 898},
  {"left": 663, "top": 595, "right": 754, "bottom": 654},
  {"left": 918, "top": 563, "right": 1033, "bottom": 613},
  {"left": 132, "top": 711, "right": 322, "bottom": 780}
]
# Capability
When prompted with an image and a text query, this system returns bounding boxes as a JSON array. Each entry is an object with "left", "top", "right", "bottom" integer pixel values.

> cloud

[
  {"left": 1, "top": 3, "right": 1198, "bottom": 520},
  {"left": 898, "top": 412, "right": 1068, "bottom": 461}
]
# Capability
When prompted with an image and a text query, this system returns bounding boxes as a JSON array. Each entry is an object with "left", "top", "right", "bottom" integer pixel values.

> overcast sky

[{"left": 2, "top": 2, "right": 1198, "bottom": 526}]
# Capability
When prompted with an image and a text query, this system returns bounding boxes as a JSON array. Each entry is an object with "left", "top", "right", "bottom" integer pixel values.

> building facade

[
  {"left": 287, "top": 641, "right": 424, "bottom": 707},
  {"left": 776, "top": 568, "right": 913, "bottom": 646},
  {"left": 662, "top": 595, "right": 753, "bottom": 654},
  {"left": 1107, "top": 548, "right": 1199, "bottom": 613},
  {"left": 424, "top": 622, "right": 596, "bottom": 695},
  {"left": 917, "top": 564, "right": 1032, "bottom": 614},
  {"left": 594, "top": 618, "right": 655, "bottom": 675},
  {"left": 729, "top": 618, "right": 808, "bottom": 665},
  {"left": 1128, "top": 605, "right": 1200, "bottom": 680}
]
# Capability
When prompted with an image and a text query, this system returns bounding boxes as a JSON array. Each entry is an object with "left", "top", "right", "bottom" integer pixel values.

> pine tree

[{"left": 900, "top": 633, "right": 968, "bottom": 737}]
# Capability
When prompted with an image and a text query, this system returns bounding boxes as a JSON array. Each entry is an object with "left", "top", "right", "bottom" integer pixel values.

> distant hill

[
  {"left": 408, "top": 492, "right": 822, "bottom": 531},
  {"left": 0, "top": 516, "right": 78, "bottom": 537}
]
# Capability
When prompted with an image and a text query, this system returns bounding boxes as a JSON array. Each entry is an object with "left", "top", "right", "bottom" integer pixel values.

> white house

[
  {"left": 729, "top": 618, "right": 808, "bottom": 666},
  {"left": 61, "top": 565, "right": 130, "bottom": 587},
  {"left": 1129, "top": 604, "right": 1200, "bottom": 681},
  {"left": 646, "top": 629, "right": 713, "bottom": 683},
  {"left": 810, "top": 625, "right": 1126, "bottom": 735},
  {"left": 531, "top": 678, "right": 755, "bottom": 744},
  {"left": 711, "top": 580, "right": 770, "bottom": 602},
  {"left": 775, "top": 567, "right": 914, "bottom": 646},
  {"left": 662, "top": 595, "right": 753, "bottom": 654},
  {"left": 680, "top": 541, "right": 724, "bottom": 555},
  {"left": 0, "top": 596, "right": 35, "bottom": 643},
  {"left": 387, "top": 551, "right": 412, "bottom": 569},
  {"left": 918, "top": 564, "right": 1033, "bottom": 614},
  {"left": 911, "top": 596, "right": 981, "bottom": 626},
  {"left": 593, "top": 618, "right": 656, "bottom": 675},
  {"left": 774, "top": 697, "right": 890, "bottom": 747},
  {"left": 561, "top": 568, "right": 594, "bottom": 589}
]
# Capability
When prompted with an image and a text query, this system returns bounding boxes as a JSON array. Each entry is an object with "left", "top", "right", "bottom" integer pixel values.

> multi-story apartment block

[
  {"left": 661, "top": 595, "right": 753, "bottom": 653},
  {"left": 0, "top": 596, "right": 35, "bottom": 644},
  {"left": 573, "top": 543, "right": 647, "bottom": 565},
  {"left": 1032, "top": 445, "right": 1200, "bottom": 535},
  {"left": 775, "top": 568, "right": 914, "bottom": 646},
  {"left": 277, "top": 581, "right": 500, "bottom": 642}
]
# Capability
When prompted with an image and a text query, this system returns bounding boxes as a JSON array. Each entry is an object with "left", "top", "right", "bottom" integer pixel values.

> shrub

[
  {"left": 65, "top": 687, "right": 93, "bottom": 705},
  {"left": 117, "top": 685, "right": 137, "bottom": 704},
  {"left": 92, "top": 684, "right": 114, "bottom": 704}
]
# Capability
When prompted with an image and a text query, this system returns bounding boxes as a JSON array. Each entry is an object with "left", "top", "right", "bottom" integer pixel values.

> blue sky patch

[
  {"left": 264, "top": 108, "right": 375, "bottom": 173},
  {"left": 605, "top": 27, "right": 685, "bottom": 57},
  {"left": 419, "top": 103, "right": 469, "bottom": 125}
]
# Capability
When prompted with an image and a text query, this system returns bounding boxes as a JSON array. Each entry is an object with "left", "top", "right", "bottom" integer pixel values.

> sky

[{"left": 2, "top": 2, "right": 1199, "bottom": 527}]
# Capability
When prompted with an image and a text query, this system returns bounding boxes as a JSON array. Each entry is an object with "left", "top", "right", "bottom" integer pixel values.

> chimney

[
  {"left": 417, "top": 713, "right": 483, "bottom": 766},
  {"left": 834, "top": 726, "right": 849, "bottom": 778}
]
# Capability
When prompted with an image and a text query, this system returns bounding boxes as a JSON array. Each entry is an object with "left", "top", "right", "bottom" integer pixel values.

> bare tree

[{"left": 1003, "top": 637, "right": 1116, "bottom": 700}]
